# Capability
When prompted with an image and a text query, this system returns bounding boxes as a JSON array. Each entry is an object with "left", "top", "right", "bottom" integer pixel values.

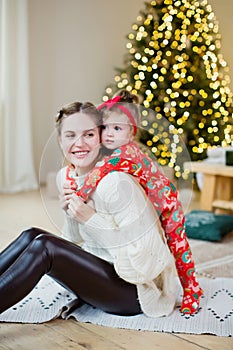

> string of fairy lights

[{"left": 102, "top": 0, "right": 233, "bottom": 178}]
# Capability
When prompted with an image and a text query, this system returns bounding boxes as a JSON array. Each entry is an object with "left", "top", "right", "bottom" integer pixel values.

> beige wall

[
  {"left": 28, "top": 0, "right": 145, "bottom": 182},
  {"left": 209, "top": 0, "right": 233, "bottom": 79},
  {"left": 28, "top": 0, "right": 233, "bottom": 183}
]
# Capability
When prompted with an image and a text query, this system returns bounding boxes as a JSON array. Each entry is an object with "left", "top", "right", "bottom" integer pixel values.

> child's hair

[
  {"left": 55, "top": 101, "right": 102, "bottom": 135},
  {"left": 117, "top": 89, "right": 139, "bottom": 104},
  {"left": 116, "top": 89, "right": 140, "bottom": 124},
  {"left": 99, "top": 89, "right": 141, "bottom": 133}
]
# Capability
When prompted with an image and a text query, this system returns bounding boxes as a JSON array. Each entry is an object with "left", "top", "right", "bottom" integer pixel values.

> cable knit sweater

[{"left": 56, "top": 166, "right": 178, "bottom": 317}]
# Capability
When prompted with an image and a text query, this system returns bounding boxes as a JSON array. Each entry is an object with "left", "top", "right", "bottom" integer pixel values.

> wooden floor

[{"left": 0, "top": 189, "right": 232, "bottom": 350}]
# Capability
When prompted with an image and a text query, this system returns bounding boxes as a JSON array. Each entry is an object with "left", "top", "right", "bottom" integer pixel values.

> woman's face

[{"left": 59, "top": 113, "right": 100, "bottom": 175}]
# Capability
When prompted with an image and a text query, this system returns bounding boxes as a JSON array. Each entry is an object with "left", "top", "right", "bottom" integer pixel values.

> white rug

[
  {"left": 190, "top": 232, "right": 233, "bottom": 279},
  {"left": 0, "top": 275, "right": 232, "bottom": 337}
]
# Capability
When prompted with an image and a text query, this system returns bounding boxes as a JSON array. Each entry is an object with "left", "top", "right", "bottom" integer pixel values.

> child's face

[{"left": 102, "top": 112, "right": 134, "bottom": 149}]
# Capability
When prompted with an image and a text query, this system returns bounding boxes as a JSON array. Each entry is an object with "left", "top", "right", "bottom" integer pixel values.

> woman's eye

[
  {"left": 114, "top": 126, "right": 121, "bottom": 131},
  {"left": 85, "top": 132, "right": 95, "bottom": 138},
  {"left": 65, "top": 133, "right": 75, "bottom": 138}
]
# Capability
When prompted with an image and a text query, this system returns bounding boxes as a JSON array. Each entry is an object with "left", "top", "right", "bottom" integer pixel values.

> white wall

[
  {"left": 28, "top": 0, "right": 145, "bottom": 182},
  {"left": 28, "top": 0, "right": 233, "bottom": 183},
  {"left": 209, "top": 0, "right": 233, "bottom": 80}
]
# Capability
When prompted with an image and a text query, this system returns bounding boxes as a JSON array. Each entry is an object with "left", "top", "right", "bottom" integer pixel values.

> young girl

[{"left": 66, "top": 91, "right": 203, "bottom": 315}]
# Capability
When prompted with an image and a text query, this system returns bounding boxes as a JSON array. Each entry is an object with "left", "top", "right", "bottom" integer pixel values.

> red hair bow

[{"left": 97, "top": 96, "right": 121, "bottom": 110}]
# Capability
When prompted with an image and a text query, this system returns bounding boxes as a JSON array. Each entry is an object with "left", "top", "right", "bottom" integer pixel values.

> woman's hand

[
  {"left": 59, "top": 181, "right": 76, "bottom": 212},
  {"left": 67, "top": 194, "right": 96, "bottom": 224}
]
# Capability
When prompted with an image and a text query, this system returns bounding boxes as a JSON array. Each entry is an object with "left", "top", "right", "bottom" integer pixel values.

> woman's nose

[{"left": 74, "top": 135, "right": 84, "bottom": 146}]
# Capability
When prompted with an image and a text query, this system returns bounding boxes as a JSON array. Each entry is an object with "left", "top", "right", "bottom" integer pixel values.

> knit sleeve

[
  {"left": 56, "top": 167, "right": 66, "bottom": 193},
  {"left": 61, "top": 214, "right": 82, "bottom": 244},
  {"left": 56, "top": 167, "right": 83, "bottom": 244}
]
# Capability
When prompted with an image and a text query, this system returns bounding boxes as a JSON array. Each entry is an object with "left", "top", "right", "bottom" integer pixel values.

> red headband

[{"left": 97, "top": 96, "right": 137, "bottom": 135}]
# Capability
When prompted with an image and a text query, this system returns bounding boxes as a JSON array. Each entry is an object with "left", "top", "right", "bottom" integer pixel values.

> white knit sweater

[{"left": 56, "top": 167, "right": 177, "bottom": 317}]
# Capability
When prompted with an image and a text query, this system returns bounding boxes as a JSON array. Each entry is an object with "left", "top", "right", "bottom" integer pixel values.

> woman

[{"left": 0, "top": 101, "right": 176, "bottom": 317}]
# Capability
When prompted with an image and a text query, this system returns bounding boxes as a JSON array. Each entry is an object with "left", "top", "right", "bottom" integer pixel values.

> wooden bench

[{"left": 183, "top": 161, "right": 233, "bottom": 213}]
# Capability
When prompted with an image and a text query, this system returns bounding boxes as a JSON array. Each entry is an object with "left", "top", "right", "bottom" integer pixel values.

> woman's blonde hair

[{"left": 55, "top": 101, "right": 102, "bottom": 135}]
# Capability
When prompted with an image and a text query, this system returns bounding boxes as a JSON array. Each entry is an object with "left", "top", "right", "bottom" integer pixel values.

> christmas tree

[{"left": 102, "top": 0, "right": 233, "bottom": 178}]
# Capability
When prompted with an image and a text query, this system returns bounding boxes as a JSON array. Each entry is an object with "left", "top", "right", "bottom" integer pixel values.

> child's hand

[{"left": 67, "top": 194, "right": 96, "bottom": 224}]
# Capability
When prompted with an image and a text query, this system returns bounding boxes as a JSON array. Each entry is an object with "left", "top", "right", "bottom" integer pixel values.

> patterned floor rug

[
  {"left": 0, "top": 233, "right": 233, "bottom": 337},
  {"left": 190, "top": 231, "right": 233, "bottom": 279},
  {"left": 0, "top": 275, "right": 232, "bottom": 337}
]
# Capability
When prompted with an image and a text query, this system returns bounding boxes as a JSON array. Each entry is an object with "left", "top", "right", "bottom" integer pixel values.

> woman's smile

[{"left": 71, "top": 150, "right": 90, "bottom": 158}]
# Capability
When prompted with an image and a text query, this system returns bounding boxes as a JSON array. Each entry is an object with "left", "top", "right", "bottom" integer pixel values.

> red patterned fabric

[{"left": 66, "top": 142, "right": 203, "bottom": 314}]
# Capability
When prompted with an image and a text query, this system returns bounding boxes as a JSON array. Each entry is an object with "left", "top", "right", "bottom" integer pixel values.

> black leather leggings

[{"left": 0, "top": 227, "right": 141, "bottom": 315}]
